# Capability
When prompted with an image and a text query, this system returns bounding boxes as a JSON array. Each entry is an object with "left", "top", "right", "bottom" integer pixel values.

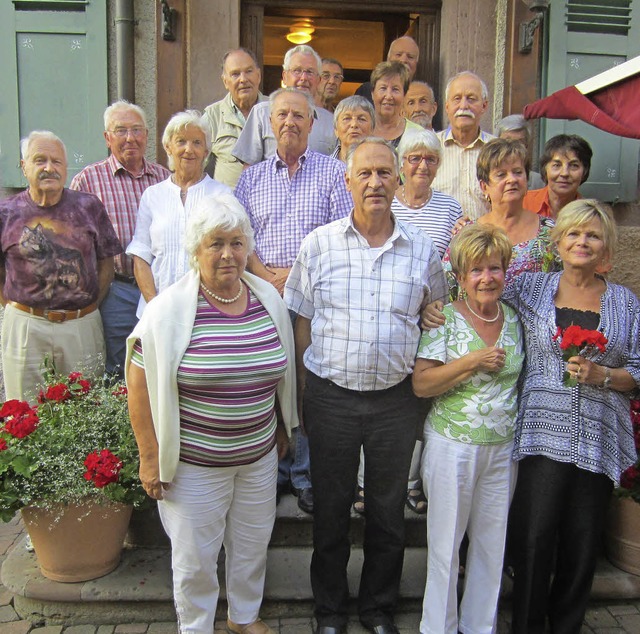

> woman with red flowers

[
  {"left": 502, "top": 199, "right": 640, "bottom": 633},
  {"left": 125, "top": 193, "right": 297, "bottom": 634}
]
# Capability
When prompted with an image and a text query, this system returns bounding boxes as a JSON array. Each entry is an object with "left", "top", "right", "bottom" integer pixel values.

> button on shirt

[
  {"left": 285, "top": 214, "right": 448, "bottom": 391},
  {"left": 203, "top": 91, "right": 268, "bottom": 188},
  {"left": 431, "top": 128, "right": 495, "bottom": 221},
  {"left": 232, "top": 101, "right": 336, "bottom": 165},
  {"left": 70, "top": 154, "right": 170, "bottom": 276},
  {"left": 234, "top": 149, "right": 352, "bottom": 268}
]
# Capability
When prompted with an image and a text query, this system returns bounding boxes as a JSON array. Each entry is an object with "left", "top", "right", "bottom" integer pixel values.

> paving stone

[
  {"left": 0, "top": 604, "right": 19, "bottom": 622},
  {"left": 2, "top": 621, "right": 32, "bottom": 634},
  {"left": 0, "top": 585, "right": 15, "bottom": 606},
  {"left": 615, "top": 614, "right": 640, "bottom": 631},
  {"left": 146, "top": 624, "right": 177, "bottom": 634},
  {"left": 63, "top": 627, "right": 97, "bottom": 634},
  {"left": 608, "top": 604, "right": 639, "bottom": 616},
  {"left": 114, "top": 626, "right": 148, "bottom": 634},
  {"left": 31, "top": 627, "right": 63, "bottom": 634},
  {"left": 96, "top": 627, "right": 115, "bottom": 634},
  {"left": 592, "top": 629, "right": 626, "bottom": 634},
  {"left": 585, "top": 608, "right": 619, "bottom": 628}
]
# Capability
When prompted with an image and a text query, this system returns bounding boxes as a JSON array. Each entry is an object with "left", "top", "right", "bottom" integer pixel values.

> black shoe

[
  {"left": 315, "top": 627, "right": 344, "bottom": 634},
  {"left": 276, "top": 481, "right": 290, "bottom": 506},
  {"left": 293, "top": 487, "right": 314, "bottom": 514},
  {"left": 361, "top": 624, "right": 400, "bottom": 634}
]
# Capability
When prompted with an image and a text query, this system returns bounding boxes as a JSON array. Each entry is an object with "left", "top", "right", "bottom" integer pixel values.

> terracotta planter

[
  {"left": 21, "top": 500, "right": 132, "bottom": 582},
  {"left": 605, "top": 495, "right": 640, "bottom": 576}
]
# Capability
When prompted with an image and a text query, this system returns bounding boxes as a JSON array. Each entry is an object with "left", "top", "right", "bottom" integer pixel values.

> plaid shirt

[
  {"left": 70, "top": 154, "right": 169, "bottom": 276},
  {"left": 234, "top": 149, "right": 352, "bottom": 268},
  {"left": 285, "top": 214, "right": 448, "bottom": 391}
]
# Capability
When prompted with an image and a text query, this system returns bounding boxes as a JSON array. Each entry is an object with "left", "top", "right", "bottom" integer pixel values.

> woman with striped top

[{"left": 126, "top": 192, "right": 297, "bottom": 634}]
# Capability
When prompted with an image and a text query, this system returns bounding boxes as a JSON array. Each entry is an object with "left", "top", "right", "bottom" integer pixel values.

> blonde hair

[
  {"left": 449, "top": 224, "right": 512, "bottom": 278},
  {"left": 551, "top": 198, "right": 617, "bottom": 261}
]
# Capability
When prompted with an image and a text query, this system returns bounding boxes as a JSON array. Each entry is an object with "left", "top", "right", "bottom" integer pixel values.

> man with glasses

[
  {"left": 317, "top": 58, "right": 344, "bottom": 112},
  {"left": 70, "top": 100, "right": 169, "bottom": 377},
  {"left": 232, "top": 45, "right": 336, "bottom": 166}
]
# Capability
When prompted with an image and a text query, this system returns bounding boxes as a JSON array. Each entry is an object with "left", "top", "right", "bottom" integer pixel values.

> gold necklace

[{"left": 200, "top": 281, "right": 244, "bottom": 304}]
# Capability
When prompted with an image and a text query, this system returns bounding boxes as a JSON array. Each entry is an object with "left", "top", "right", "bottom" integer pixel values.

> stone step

[{"left": 2, "top": 493, "right": 640, "bottom": 626}]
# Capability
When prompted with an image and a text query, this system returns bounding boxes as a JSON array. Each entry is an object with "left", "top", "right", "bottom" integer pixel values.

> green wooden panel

[
  {"left": 0, "top": 1, "right": 107, "bottom": 188},
  {"left": 543, "top": 0, "right": 640, "bottom": 203}
]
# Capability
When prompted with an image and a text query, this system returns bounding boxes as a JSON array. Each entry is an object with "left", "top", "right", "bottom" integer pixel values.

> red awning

[{"left": 523, "top": 73, "right": 640, "bottom": 139}]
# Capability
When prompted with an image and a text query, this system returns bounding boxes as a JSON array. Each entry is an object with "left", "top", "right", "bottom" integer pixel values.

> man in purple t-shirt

[{"left": 0, "top": 131, "right": 122, "bottom": 400}]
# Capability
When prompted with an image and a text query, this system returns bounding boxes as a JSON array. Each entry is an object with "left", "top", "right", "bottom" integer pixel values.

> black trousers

[
  {"left": 508, "top": 455, "right": 613, "bottom": 634},
  {"left": 303, "top": 372, "right": 421, "bottom": 629}
]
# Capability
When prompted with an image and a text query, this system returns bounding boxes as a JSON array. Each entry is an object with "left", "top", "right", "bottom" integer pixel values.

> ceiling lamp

[{"left": 286, "top": 21, "right": 315, "bottom": 45}]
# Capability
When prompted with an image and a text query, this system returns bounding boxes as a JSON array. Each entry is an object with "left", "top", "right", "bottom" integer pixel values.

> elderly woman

[
  {"left": 495, "top": 114, "right": 545, "bottom": 190},
  {"left": 414, "top": 224, "right": 524, "bottom": 634},
  {"left": 127, "top": 110, "right": 232, "bottom": 316},
  {"left": 331, "top": 95, "right": 375, "bottom": 163},
  {"left": 442, "top": 138, "right": 559, "bottom": 301},
  {"left": 505, "top": 199, "right": 640, "bottom": 634},
  {"left": 393, "top": 128, "right": 463, "bottom": 257},
  {"left": 523, "top": 133, "right": 593, "bottom": 219},
  {"left": 371, "top": 61, "right": 422, "bottom": 147},
  {"left": 126, "top": 193, "right": 297, "bottom": 634}
]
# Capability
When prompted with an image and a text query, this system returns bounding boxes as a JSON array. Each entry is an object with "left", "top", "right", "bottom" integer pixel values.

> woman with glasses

[{"left": 393, "top": 129, "right": 463, "bottom": 258}]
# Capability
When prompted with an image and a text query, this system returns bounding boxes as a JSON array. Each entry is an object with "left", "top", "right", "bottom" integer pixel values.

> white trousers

[
  {"left": 2, "top": 304, "right": 105, "bottom": 400},
  {"left": 420, "top": 429, "right": 516, "bottom": 634},
  {"left": 158, "top": 447, "right": 277, "bottom": 634}
]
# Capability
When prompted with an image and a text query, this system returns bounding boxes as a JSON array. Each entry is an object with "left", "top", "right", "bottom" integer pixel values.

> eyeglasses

[
  {"left": 287, "top": 67, "right": 318, "bottom": 78},
  {"left": 321, "top": 72, "right": 344, "bottom": 82},
  {"left": 109, "top": 127, "right": 146, "bottom": 138},
  {"left": 405, "top": 154, "right": 439, "bottom": 166}
]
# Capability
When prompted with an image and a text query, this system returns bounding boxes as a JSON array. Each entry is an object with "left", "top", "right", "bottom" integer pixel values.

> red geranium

[
  {"left": 0, "top": 439, "right": 7, "bottom": 451},
  {"left": 83, "top": 449, "right": 123, "bottom": 488},
  {"left": 4, "top": 410, "right": 40, "bottom": 438},
  {"left": 553, "top": 325, "right": 608, "bottom": 387},
  {"left": 0, "top": 399, "right": 32, "bottom": 419},
  {"left": 39, "top": 383, "right": 72, "bottom": 403},
  {"left": 112, "top": 386, "right": 128, "bottom": 397},
  {"left": 68, "top": 372, "right": 91, "bottom": 394}
]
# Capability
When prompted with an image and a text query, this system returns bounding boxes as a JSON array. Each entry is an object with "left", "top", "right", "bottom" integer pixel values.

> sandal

[
  {"left": 406, "top": 487, "right": 427, "bottom": 514},
  {"left": 353, "top": 486, "right": 365, "bottom": 515}
]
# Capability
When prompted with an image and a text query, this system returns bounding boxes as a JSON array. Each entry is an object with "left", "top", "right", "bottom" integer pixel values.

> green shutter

[
  {"left": 0, "top": 0, "right": 107, "bottom": 187},
  {"left": 543, "top": 0, "right": 640, "bottom": 202}
]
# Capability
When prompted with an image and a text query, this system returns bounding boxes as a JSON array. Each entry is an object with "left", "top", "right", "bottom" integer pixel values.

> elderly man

[
  {"left": 356, "top": 36, "right": 420, "bottom": 104},
  {"left": 431, "top": 71, "right": 495, "bottom": 220},
  {"left": 232, "top": 45, "right": 335, "bottom": 166},
  {"left": 203, "top": 48, "right": 266, "bottom": 187},
  {"left": 495, "top": 114, "right": 545, "bottom": 189},
  {"left": 235, "top": 88, "right": 352, "bottom": 515},
  {"left": 0, "top": 131, "right": 122, "bottom": 399},
  {"left": 317, "top": 58, "right": 344, "bottom": 112},
  {"left": 70, "top": 101, "right": 169, "bottom": 378},
  {"left": 331, "top": 95, "right": 375, "bottom": 163},
  {"left": 285, "top": 138, "right": 447, "bottom": 634},
  {"left": 403, "top": 81, "right": 437, "bottom": 129}
]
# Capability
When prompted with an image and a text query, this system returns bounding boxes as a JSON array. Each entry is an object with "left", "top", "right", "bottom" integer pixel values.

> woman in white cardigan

[{"left": 126, "top": 193, "right": 297, "bottom": 634}]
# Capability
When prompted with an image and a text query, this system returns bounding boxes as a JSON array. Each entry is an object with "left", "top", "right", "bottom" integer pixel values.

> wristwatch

[{"left": 602, "top": 367, "right": 612, "bottom": 389}]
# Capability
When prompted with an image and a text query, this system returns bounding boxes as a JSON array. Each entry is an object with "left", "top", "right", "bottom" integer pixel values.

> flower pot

[
  {"left": 21, "top": 500, "right": 132, "bottom": 582},
  {"left": 605, "top": 495, "right": 640, "bottom": 576}
]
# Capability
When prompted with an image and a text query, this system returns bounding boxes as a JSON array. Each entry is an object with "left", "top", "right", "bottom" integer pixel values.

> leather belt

[
  {"left": 114, "top": 273, "right": 137, "bottom": 285},
  {"left": 8, "top": 301, "right": 98, "bottom": 323}
]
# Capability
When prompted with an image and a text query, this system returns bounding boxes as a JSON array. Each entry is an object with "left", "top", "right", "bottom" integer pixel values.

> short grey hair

[
  {"left": 333, "top": 96, "right": 376, "bottom": 132},
  {"left": 222, "top": 47, "right": 259, "bottom": 72},
  {"left": 162, "top": 110, "right": 211, "bottom": 171},
  {"left": 103, "top": 100, "right": 147, "bottom": 131},
  {"left": 269, "top": 88, "right": 315, "bottom": 118},
  {"left": 283, "top": 45, "right": 322, "bottom": 73},
  {"left": 445, "top": 71, "right": 489, "bottom": 102},
  {"left": 20, "top": 130, "right": 67, "bottom": 162},
  {"left": 397, "top": 128, "right": 441, "bottom": 161},
  {"left": 495, "top": 114, "right": 530, "bottom": 144},
  {"left": 185, "top": 193, "right": 255, "bottom": 271},
  {"left": 408, "top": 80, "right": 435, "bottom": 101},
  {"left": 346, "top": 136, "right": 399, "bottom": 176}
]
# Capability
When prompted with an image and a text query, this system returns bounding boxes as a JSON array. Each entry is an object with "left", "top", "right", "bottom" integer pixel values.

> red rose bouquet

[
  {"left": 553, "top": 325, "right": 608, "bottom": 387},
  {"left": 618, "top": 399, "right": 640, "bottom": 503},
  {"left": 0, "top": 361, "right": 145, "bottom": 522}
]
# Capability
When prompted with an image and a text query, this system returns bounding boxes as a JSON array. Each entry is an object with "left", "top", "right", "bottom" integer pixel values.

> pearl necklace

[
  {"left": 464, "top": 297, "right": 502, "bottom": 323},
  {"left": 200, "top": 281, "right": 244, "bottom": 304},
  {"left": 401, "top": 186, "right": 431, "bottom": 210}
]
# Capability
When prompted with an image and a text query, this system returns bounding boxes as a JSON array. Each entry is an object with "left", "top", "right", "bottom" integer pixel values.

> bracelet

[{"left": 602, "top": 367, "right": 612, "bottom": 389}]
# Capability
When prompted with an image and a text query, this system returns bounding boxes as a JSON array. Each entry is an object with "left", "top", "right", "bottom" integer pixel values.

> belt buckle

[{"left": 44, "top": 309, "right": 67, "bottom": 323}]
